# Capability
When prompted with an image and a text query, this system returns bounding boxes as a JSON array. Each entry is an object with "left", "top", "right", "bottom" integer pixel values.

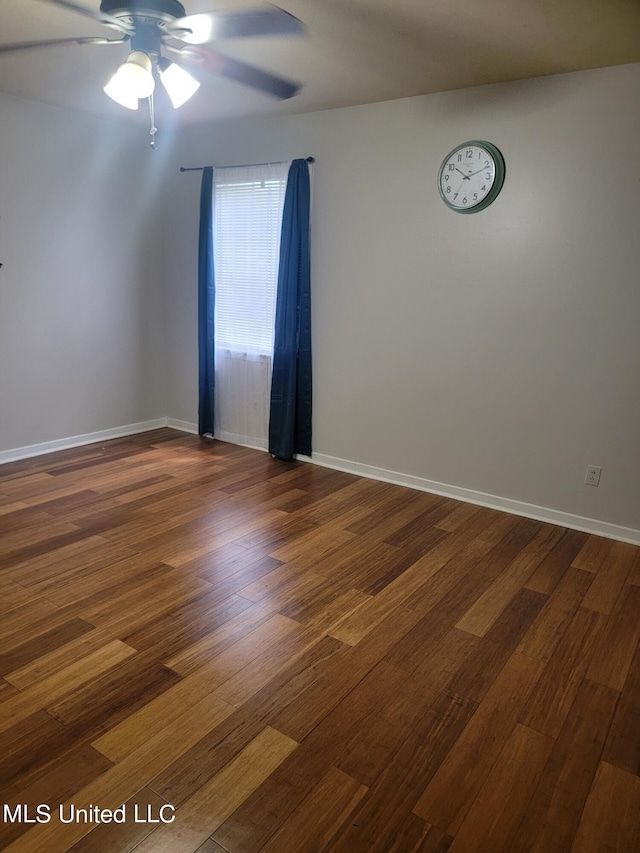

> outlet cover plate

[{"left": 584, "top": 465, "right": 602, "bottom": 487}]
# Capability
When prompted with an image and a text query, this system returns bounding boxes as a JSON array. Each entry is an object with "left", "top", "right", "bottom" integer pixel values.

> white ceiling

[{"left": 1, "top": 0, "right": 639, "bottom": 127}]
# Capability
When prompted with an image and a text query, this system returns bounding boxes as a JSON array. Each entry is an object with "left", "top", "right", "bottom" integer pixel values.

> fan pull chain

[{"left": 148, "top": 92, "right": 158, "bottom": 150}]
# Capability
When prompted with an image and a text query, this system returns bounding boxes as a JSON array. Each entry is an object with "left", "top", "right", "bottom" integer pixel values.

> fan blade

[
  {"left": 165, "top": 8, "right": 305, "bottom": 44},
  {"left": 40, "top": 0, "right": 134, "bottom": 34},
  {"left": 167, "top": 44, "right": 300, "bottom": 100},
  {"left": 0, "top": 35, "right": 127, "bottom": 54}
]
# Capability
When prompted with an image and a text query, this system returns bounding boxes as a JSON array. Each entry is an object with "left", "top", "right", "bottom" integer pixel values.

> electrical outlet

[{"left": 584, "top": 465, "right": 602, "bottom": 487}]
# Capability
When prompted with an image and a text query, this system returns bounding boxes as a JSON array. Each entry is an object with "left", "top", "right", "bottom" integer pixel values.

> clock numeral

[
  {"left": 448, "top": 164, "right": 455, "bottom": 171},
  {"left": 466, "top": 149, "right": 473, "bottom": 158},
  {"left": 486, "top": 173, "right": 491, "bottom": 180},
  {"left": 457, "top": 154, "right": 463, "bottom": 162},
  {"left": 484, "top": 160, "right": 490, "bottom": 167},
  {"left": 453, "top": 192, "right": 458, "bottom": 200},
  {"left": 446, "top": 186, "right": 451, "bottom": 193},
  {"left": 444, "top": 174, "right": 449, "bottom": 182},
  {"left": 473, "top": 193, "right": 478, "bottom": 201}
]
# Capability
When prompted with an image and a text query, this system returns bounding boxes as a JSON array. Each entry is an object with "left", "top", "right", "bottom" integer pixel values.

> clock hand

[
  {"left": 466, "top": 166, "right": 491, "bottom": 179},
  {"left": 455, "top": 167, "right": 469, "bottom": 179}
]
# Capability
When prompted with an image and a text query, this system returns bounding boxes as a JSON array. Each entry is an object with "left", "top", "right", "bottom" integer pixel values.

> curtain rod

[{"left": 180, "top": 156, "right": 314, "bottom": 173}]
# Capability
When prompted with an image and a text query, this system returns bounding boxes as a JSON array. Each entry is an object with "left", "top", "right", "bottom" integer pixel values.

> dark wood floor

[{"left": 0, "top": 429, "right": 638, "bottom": 852}]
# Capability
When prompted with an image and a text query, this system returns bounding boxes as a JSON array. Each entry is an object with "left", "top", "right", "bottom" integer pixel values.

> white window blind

[{"left": 213, "top": 162, "right": 289, "bottom": 355}]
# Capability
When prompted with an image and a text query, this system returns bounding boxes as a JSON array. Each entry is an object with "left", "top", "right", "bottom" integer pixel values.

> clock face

[{"left": 438, "top": 141, "right": 505, "bottom": 213}]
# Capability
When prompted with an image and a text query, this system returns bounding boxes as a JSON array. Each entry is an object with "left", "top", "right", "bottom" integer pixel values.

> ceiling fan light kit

[
  {"left": 0, "top": 0, "right": 305, "bottom": 147},
  {"left": 104, "top": 49, "right": 155, "bottom": 108},
  {"left": 157, "top": 57, "right": 201, "bottom": 107}
]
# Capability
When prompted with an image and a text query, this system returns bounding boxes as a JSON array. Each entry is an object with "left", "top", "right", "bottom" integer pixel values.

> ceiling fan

[{"left": 0, "top": 1, "right": 305, "bottom": 143}]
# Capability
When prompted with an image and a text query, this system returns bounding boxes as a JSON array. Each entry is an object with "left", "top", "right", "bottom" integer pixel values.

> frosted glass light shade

[
  {"left": 103, "top": 75, "right": 139, "bottom": 109},
  {"left": 159, "top": 61, "right": 200, "bottom": 108},
  {"left": 104, "top": 50, "right": 155, "bottom": 108}
]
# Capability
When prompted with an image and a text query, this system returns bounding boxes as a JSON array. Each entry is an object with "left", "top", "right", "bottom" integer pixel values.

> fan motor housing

[{"left": 100, "top": 1, "right": 186, "bottom": 22}]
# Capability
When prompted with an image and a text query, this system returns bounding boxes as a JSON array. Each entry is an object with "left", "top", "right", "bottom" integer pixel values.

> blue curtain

[
  {"left": 198, "top": 166, "right": 215, "bottom": 436},
  {"left": 269, "top": 159, "right": 312, "bottom": 460}
]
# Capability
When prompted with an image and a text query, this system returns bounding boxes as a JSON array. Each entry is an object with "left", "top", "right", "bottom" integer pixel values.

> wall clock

[{"left": 438, "top": 141, "right": 505, "bottom": 213}]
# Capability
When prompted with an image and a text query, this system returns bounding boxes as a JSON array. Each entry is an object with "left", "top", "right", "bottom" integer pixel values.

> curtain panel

[
  {"left": 268, "top": 159, "right": 312, "bottom": 460},
  {"left": 197, "top": 166, "right": 215, "bottom": 436}
]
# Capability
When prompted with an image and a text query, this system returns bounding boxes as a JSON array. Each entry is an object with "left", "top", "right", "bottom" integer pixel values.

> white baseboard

[
  {"left": 0, "top": 418, "right": 168, "bottom": 465},
  {"left": 164, "top": 424, "right": 639, "bottom": 544},
  {"left": 305, "top": 452, "right": 640, "bottom": 546},
  {"left": 5, "top": 417, "right": 637, "bottom": 545},
  {"left": 166, "top": 418, "right": 199, "bottom": 435},
  {"left": 167, "top": 421, "right": 269, "bottom": 451}
]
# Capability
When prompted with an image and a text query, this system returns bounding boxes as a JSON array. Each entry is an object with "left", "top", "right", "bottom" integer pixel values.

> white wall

[
  {"left": 161, "top": 63, "right": 640, "bottom": 532},
  {"left": 0, "top": 94, "right": 167, "bottom": 453}
]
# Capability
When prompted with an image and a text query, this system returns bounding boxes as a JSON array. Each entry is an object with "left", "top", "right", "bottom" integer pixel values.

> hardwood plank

[
  {"left": 0, "top": 745, "right": 113, "bottom": 849},
  {"left": 509, "top": 678, "right": 620, "bottom": 853},
  {"left": 602, "top": 632, "right": 640, "bottom": 775},
  {"left": 454, "top": 525, "right": 562, "bottom": 637},
  {"left": 150, "top": 635, "right": 347, "bottom": 806},
  {"left": 324, "top": 690, "right": 477, "bottom": 853},
  {"left": 587, "top": 582, "right": 640, "bottom": 691},
  {"left": 447, "top": 724, "right": 553, "bottom": 853},
  {"left": 581, "top": 540, "right": 638, "bottom": 614},
  {"left": 435, "top": 501, "right": 484, "bottom": 532},
  {"left": 165, "top": 606, "right": 297, "bottom": 677},
  {"left": 271, "top": 606, "right": 424, "bottom": 743},
  {"left": 211, "top": 659, "right": 413, "bottom": 852},
  {"left": 0, "top": 678, "right": 19, "bottom": 702},
  {"left": 268, "top": 522, "right": 360, "bottom": 564},
  {"left": 67, "top": 788, "right": 171, "bottom": 853},
  {"left": 520, "top": 606, "right": 604, "bottom": 738},
  {"left": 259, "top": 766, "right": 368, "bottom": 853},
  {"left": 628, "top": 549, "right": 640, "bottom": 586},
  {"left": 121, "top": 590, "right": 254, "bottom": 662},
  {"left": 92, "top": 679, "right": 234, "bottom": 764},
  {"left": 0, "top": 525, "right": 92, "bottom": 571},
  {"left": 212, "top": 616, "right": 349, "bottom": 708},
  {"left": 384, "top": 818, "right": 452, "bottom": 853},
  {"left": 0, "top": 579, "right": 42, "bottom": 614},
  {"left": 0, "top": 500, "right": 29, "bottom": 515},
  {"left": 0, "top": 598, "right": 63, "bottom": 642},
  {"left": 1, "top": 692, "right": 237, "bottom": 852},
  {"left": 5, "top": 627, "right": 119, "bottom": 690},
  {"left": 517, "top": 567, "right": 594, "bottom": 662},
  {"left": 524, "top": 528, "right": 589, "bottom": 595},
  {"left": 6, "top": 534, "right": 134, "bottom": 588},
  {"left": 0, "top": 640, "right": 136, "bottom": 734},
  {"left": 571, "top": 534, "right": 615, "bottom": 573},
  {"left": 34, "top": 553, "right": 175, "bottom": 607},
  {"left": 570, "top": 761, "right": 640, "bottom": 853},
  {"left": 448, "top": 586, "right": 547, "bottom": 703},
  {"left": 0, "top": 710, "right": 80, "bottom": 796},
  {"left": 0, "top": 618, "right": 94, "bottom": 676},
  {"left": 326, "top": 539, "right": 482, "bottom": 647},
  {"left": 383, "top": 499, "right": 457, "bottom": 552},
  {"left": 79, "top": 573, "right": 214, "bottom": 634},
  {"left": 45, "top": 652, "right": 182, "bottom": 736},
  {"left": 195, "top": 841, "right": 229, "bottom": 853},
  {"left": 412, "top": 652, "right": 544, "bottom": 835},
  {"left": 134, "top": 726, "right": 298, "bottom": 853},
  {"left": 406, "top": 516, "right": 541, "bottom": 616},
  {"left": 163, "top": 612, "right": 301, "bottom": 707},
  {"left": 338, "top": 628, "right": 478, "bottom": 787}
]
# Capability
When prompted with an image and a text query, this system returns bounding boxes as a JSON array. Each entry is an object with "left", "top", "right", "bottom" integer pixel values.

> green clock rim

[{"left": 438, "top": 140, "right": 505, "bottom": 214}]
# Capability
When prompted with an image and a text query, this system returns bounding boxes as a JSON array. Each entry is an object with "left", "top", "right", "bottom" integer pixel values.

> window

[
  {"left": 213, "top": 162, "right": 289, "bottom": 354},
  {"left": 212, "top": 161, "right": 289, "bottom": 449}
]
